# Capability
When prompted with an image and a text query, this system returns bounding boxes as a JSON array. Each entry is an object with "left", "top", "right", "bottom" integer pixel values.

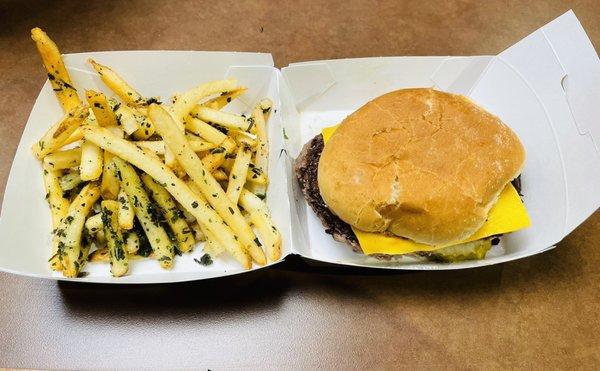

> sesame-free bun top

[{"left": 317, "top": 88, "right": 525, "bottom": 245}]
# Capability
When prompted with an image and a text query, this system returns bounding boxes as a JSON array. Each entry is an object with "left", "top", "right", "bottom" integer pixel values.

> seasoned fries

[
  {"left": 114, "top": 103, "right": 140, "bottom": 135},
  {"left": 148, "top": 104, "right": 266, "bottom": 265},
  {"left": 117, "top": 189, "right": 134, "bottom": 230},
  {"left": 250, "top": 103, "right": 269, "bottom": 196},
  {"left": 86, "top": 90, "right": 117, "bottom": 127},
  {"left": 88, "top": 59, "right": 146, "bottom": 106},
  {"left": 201, "top": 137, "right": 237, "bottom": 172},
  {"left": 30, "top": 30, "right": 280, "bottom": 277},
  {"left": 55, "top": 183, "right": 101, "bottom": 277},
  {"left": 141, "top": 174, "right": 195, "bottom": 253},
  {"left": 185, "top": 117, "right": 228, "bottom": 144},
  {"left": 32, "top": 104, "right": 88, "bottom": 159},
  {"left": 201, "top": 88, "right": 247, "bottom": 110},
  {"left": 171, "top": 78, "right": 238, "bottom": 121},
  {"left": 59, "top": 170, "right": 83, "bottom": 191},
  {"left": 101, "top": 200, "right": 129, "bottom": 277},
  {"left": 82, "top": 126, "right": 251, "bottom": 269},
  {"left": 112, "top": 157, "right": 174, "bottom": 269},
  {"left": 43, "top": 148, "right": 82, "bottom": 170},
  {"left": 100, "top": 152, "right": 120, "bottom": 200},
  {"left": 239, "top": 189, "right": 282, "bottom": 262},
  {"left": 226, "top": 143, "right": 252, "bottom": 204},
  {"left": 31, "top": 28, "right": 81, "bottom": 112},
  {"left": 80, "top": 139, "right": 103, "bottom": 181},
  {"left": 190, "top": 106, "right": 250, "bottom": 131}
]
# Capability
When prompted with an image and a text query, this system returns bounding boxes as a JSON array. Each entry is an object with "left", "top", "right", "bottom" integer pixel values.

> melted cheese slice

[{"left": 321, "top": 125, "right": 531, "bottom": 255}]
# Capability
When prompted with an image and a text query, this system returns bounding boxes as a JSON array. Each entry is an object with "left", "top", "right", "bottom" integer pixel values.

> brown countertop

[{"left": 1, "top": 0, "right": 599, "bottom": 368}]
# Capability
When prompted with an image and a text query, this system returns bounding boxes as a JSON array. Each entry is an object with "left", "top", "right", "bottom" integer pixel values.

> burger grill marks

[{"left": 294, "top": 133, "right": 523, "bottom": 253}]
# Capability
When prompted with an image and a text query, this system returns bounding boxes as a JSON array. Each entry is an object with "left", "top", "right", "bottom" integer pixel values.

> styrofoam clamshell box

[{"left": 0, "top": 11, "right": 598, "bottom": 283}]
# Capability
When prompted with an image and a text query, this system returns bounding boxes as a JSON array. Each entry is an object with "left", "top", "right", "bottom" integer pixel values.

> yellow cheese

[{"left": 321, "top": 125, "right": 531, "bottom": 255}]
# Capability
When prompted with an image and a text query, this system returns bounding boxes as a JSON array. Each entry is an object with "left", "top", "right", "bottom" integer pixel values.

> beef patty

[{"left": 293, "top": 134, "right": 522, "bottom": 253}]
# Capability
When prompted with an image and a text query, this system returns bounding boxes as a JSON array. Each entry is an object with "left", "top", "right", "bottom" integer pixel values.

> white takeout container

[{"left": 1, "top": 10, "right": 598, "bottom": 283}]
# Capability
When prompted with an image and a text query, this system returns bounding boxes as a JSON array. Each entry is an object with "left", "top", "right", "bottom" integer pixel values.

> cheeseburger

[{"left": 294, "top": 88, "right": 528, "bottom": 262}]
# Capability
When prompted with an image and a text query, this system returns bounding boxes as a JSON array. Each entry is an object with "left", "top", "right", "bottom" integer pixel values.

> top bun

[{"left": 317, "top": 88, "right": 525, "bottom": 245}]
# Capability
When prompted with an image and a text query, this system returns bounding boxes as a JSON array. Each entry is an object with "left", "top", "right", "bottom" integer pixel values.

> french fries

[
  {"left": 114, "top": 103, "right": 140, "bottom": 135},
  {"left": 82, "top": 126, "right": 251, "bottom": 268},
  {"left": 62, "top": 127, "right": 85, "bottom": 147},
  {"left": 141, "top": 174, "right": 195, "bottom": 253},
  {"left": 32, "top": 104, "right": 88, "bottom": 159},
  {"left": 185, "top": 117, "right": 228, "bottom": 144},
  {"left": 201, "top": 88, "right": 247, "bottom": 110},
  {"left": 148, "top": 104, "right": 266, "bottom": 265},
  {"left": 31, "top": 28, "right": 80, "bottom": 112},
  {"left": 124, "top": 232, "right": 140, "bottom": 254},
  {"left": 55, "top": 183, "right": 100, "bottom": 277},
  {"left": 86, "top": 90, "right": 117, "bottom": 127},
  {"left": 80, "top": 139, "right": 103, "bottom": 181},
  {"left": 88, "top": 59, "right": 146, "bottom": 106},
  {"left": 42, "top": 163, "right": 70, "bottom": 228},
  {"left": 226, "top": 143, "right": 252, "bottom": 204},
  {"left": 84, "top": 213, "right": 103, "bottom": 234},
  {"left": 190, "top": 106, "right": 250, "bottom": 131},
  {"left": 239, "top": 189, "right": 282, "bottom": 262},
  {"left": 112, "top": 157, "right": 174, "bottom": 269},
  {"left": 136, "top": 138, "right": 217, "bottom": 156},
  {"left": 101, "top": 200, "right": 129, "bottom": 277},
  {"left": 250, "top": 103, "right": 269, "bottom": 196},
  {"left": 132, "top": 107, "right": 155, "bottom": 140},
  {"left": 43, "top": 148, "right": 82, "bottom": 170},
  {"left": 59, "top": 170, "right": 82, "bottom": 191},
  {"left": 222, "top": 159, "right": 267, "bottom": 185},
  {"left": 171, "top": 78, "right": 238, "bottom": 121},
  {"left": 201, "top": 137, "right": 237, "bottom": 172},
  {"left": 43, "top": 162, "right": 71, "bottom": 271},
  {"left": 30, "top": 33, "right": 280, "bottom": 277},
  {"left": 117, "top": 189, "right": 134, "bottom": 230},
  {"left": 100, "top": 152, "right": 120, "bottom": 200},
  {"left": 212, "top": 169, "right": 228, "bottom": 181}
]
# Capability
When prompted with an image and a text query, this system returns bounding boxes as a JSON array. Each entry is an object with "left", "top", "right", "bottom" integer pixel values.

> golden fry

[
  {"left": 117, "top": 188, "right": 134, "bottom": 230},
  {"left": 32, "top": 104, "right": 88, "bottom": 159},
  {"left": 88, "top": 59, "right": 146, "bottom": 106},
  {"left": 59, "top": 170, "right": 82, "bottom": 191},
  {"left": 86, "top": 90, "right": 117, "bottom": 127},
  {"left": 84, "top": 213, "right": 103, "bottom": 234},
  {"left": 201, "top": 88, "right": 247, "bottom": 110},
  {"left": 226, "top": 143, "right": 252, "bottom": 204},
  {"left": 190, "top": 106, "right": 250, "bottom": 131},
  {"left": 114, "top": 103, "right": 140, "bottom": 135},
  {"left": 239, "top": 189, "right": 282, "bottom": 262},
  {"left": 101, "top": 200, "right": 129, "bottom": 277},
  {"left": 81, "top": 126, "right": 251, "bottom": 269},
  {"left": 142, "top": 174, "right": 195, "bottom": 253},
  {"left": 149, "top": 104, "right": 265, "bottom": 265},
  {"left": 100, "top": 151, "right": 120, "bottom": 200},
  {"left": 31, "top": 28, "right": 80, "bottom": 111},
  {"left": 43, "top": 147, "right": 82, "bottom": 170},
  {"left": 112, "top": 157, "right": 174, "bottom": 269},
  {"left": 171, "top": 78, "right": 238, "bottom": 122},
  {"left": 201, "top": 137, "right": 237, "bottom": 173},
  {"left": 56, "top": 183, "right": 101, "bottom": 277},
  {"left": 80, "top": 139, "right": 103, "bottom": 181}
]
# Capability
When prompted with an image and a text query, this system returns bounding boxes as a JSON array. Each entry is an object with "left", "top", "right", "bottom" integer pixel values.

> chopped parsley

[{"left": 194, "top": 253, "right": 213, "bottom": 266}]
